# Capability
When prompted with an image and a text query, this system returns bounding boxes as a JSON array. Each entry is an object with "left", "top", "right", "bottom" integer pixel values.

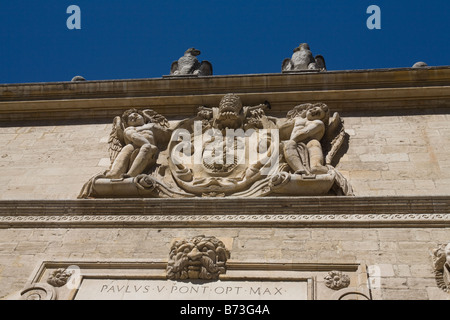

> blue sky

[{"left": 1, "top": 0, "right": 449, "bottom": 84}]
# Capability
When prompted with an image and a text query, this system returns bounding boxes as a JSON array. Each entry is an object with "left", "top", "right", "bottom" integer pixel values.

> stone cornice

[
  {"left": 1, "top": 67, "right": 450, "bottom": 121},
  {"left": 0, "top": 196, "right": 448, "bottom": 228}
]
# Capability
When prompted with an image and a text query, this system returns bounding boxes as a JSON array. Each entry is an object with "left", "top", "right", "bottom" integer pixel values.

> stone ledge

[
  {"left": 3, "top": 67, "right": 450, "bottom": 100},
  {"left": 0, "top": 196, "right": 448, "bottom": 228},
  {"left": 1, "top": 67, "right": 450, "bottom": 121}
]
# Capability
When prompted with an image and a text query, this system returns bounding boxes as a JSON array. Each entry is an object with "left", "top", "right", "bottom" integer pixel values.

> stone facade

[
  {"left": 1, "top": 227, "right": 449, "bottom": 300},
  {"left": 0, "top": 67, "right": 450, "bottom": 300},
  {"left": 1, "top": 111, "right": 449, "bottom": 199}
]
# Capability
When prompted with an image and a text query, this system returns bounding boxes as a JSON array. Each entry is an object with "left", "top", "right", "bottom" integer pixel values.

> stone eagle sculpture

[
  {"left": 170, "top": 48, "right": 213, "bottom": 76},
  {"left": 282, "top": 43, "right": 326, "bottom": 72}
]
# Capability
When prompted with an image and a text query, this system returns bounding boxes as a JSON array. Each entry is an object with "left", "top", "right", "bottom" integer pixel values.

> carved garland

[
  {"left": 0, "top": 213, "right": 447, "bottom": 226},
  {"left": 47, "top": 268, "right": 73, "bottom": 287},
  {"left": 324, "top": 271, "right": 351, "bottom": 290}
]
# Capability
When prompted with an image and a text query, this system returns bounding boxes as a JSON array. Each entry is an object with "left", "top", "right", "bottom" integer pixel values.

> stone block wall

[
  {"left": 1, "top": 111, "right": 450, "bottom": 199},
  {"left": 339, "top": 112, "right": 450, "bottom": 196},
  {"left": 0, "top": 105, "right": 449, "bottom": 300},
  {"left": 1, "top": 227, "right": 449, "bottom": 300},
  {"left": 0, "top": 122, "right": 111, "bottom": 199},
  {"left": 0, "top": 70, "right": 449, "bottom": 301}
]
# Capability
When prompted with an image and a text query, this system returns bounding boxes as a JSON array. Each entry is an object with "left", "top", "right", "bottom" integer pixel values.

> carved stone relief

[
  {"left": 166, "top": 235, "right": 230, "bottom": 280},
  {"left": 412, "top": 61, "right": 428, "bottom": 68},
  {"left": 20, "top": 284, "right": 56, "bottom": 300},
  {"left": 71, "top": 75, "right": 86, "bottom": 81},
  {"left": 324, "top": 270, "right": 351, "bottom": 290},
  {"left": 432, "top": 242, "right": 450, "bottom": 293},
  {"left": 79, "top": 93, "right": 352, "bottom": 198},
  {"left": 170, "top": 48, "right": 212, "bottom": 76},
  {"left": 47, "top": 268, "right": 73, "bottom": 287},
  {"left": 282, "top": 43, "right": 326, "bottom": 72}
]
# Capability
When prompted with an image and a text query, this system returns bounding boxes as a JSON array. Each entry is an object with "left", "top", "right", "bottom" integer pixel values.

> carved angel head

[
  {"left": 287, "top": 103, "right": 329, "bottom": 125},
  {"left": 122, "top": 108, "right": 146, "bottom": 127},
  {"left": 121, "top": 108, "right": 169, "bottom": 128},
  {"left": 306, "top": 103, "right": 330, "bottom": 124}
]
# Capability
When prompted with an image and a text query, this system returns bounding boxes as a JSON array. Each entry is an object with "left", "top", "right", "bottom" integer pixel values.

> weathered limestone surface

[
  {"left": 1, "top": 67, "right": 450, "bottom": 121},
  {"left": 0, "top": 122, "right": 111, "bottom": 199},
  {"left": 0, "top": 227, "right": 448, "bottom": 300},
  {"left": 1, "top": 111, "right": 450, "bottom": 198},
  {"left": 0, "top": 69, "right": 449, "bottom": 300}
]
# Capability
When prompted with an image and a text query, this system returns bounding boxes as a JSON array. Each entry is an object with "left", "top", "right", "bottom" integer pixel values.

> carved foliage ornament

[
  {"left": 432, "top": 242, "right": 450, "bottom": 293},
  {"left": 324, "top": 270, "right": 351, "bottom": 290},
  {"left": 78, "top": 94, "right": 353, "bottom": 198},
  {"left": 47, "top": 268, "right": 73, "bottom": 287},
  {"left": 166, "top": 235, "right": 230, "bottom": 280}
]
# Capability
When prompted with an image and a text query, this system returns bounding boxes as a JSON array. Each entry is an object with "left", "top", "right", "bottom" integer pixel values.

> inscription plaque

[
  {"left": 74, "top": 279, "right": 308, "bottom": 300},
  {"left": 13, "top": 261, "right": 370, "bottom": 300}
]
